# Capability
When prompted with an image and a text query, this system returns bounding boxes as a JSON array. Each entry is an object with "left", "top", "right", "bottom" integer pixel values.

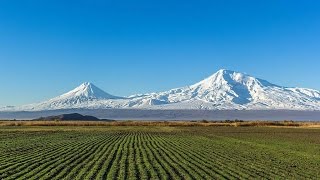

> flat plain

[{"left": 0, "top": 124, "right": 320, "bottom": 179}]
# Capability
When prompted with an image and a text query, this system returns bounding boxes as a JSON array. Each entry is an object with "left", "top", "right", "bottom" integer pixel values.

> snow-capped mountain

[
  {"left": 123, "top": 69, "right": 320, "bottom": 110},
  {"left": 3, "top": 69, "right": 320, "bottom": 111},
  {"left": 52, "top": 82, "right": 120, "bottom": 101},
  {"left": 8, "top": 82, "right": 122, "bottom": 111}
]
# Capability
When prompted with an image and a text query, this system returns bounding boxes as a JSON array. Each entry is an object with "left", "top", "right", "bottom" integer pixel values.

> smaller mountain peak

[
  {"left": 54, "top": 82, "right": 122, "bottom": 100},
  {"left": 82, "top": 82, "right": 91, "bottom": 85},
  {"left": 75, "top": 82, "right": 95, "bottom": 93},
  {"left": 80, "top": 82, "right": 94, "bottom": 87},
  {"left": 77, "top": 82, "right": 104, "bottom": 93}
]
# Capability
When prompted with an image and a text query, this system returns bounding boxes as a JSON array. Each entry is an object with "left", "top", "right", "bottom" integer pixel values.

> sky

[{"left": 0, "top": 0, "right": 320, "bottom": 106}]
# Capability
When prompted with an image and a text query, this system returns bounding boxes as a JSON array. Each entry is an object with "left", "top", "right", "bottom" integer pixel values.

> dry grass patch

[{"left": 0, "top": 120, "right": 319, "bottom": 127}]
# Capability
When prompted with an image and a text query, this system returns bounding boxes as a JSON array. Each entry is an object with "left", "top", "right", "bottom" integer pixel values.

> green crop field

[{"left": 0, "top": 125, "right": 320, "bottom": 179}]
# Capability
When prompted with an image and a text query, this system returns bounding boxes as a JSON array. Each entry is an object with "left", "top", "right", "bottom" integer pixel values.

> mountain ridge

[{"left": 2, "top": 69, "right": 320, "bottom": 111}]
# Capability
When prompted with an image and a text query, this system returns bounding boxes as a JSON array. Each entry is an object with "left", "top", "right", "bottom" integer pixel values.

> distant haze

[{"left": 1, "top": 109, "right": 320, "bottom": 121}]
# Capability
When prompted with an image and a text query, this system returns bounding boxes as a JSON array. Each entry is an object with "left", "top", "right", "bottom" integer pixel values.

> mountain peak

[
  {"left": 216, "top": 69, "right": 237, "bottom": 74},
  {"left": 77, "top": 82, "right": 99, "bottom": 94},
  {"left": 215, "top": 69, "right": 247, "bottom": 79},
  {"left": 196, "top": 69, "right": 277, "bottom": 87},
  {"left": 188, "top": 69, "right": 280, "bottom": 106},
  {"left": 191, "top": 69, "right": 247, "bottom": 88},
  {"left": 54, "top": 82, "right": 120, "bottom": 101},
  {"left": 81, "top": 82, "right": 93, "bottom": 86}
]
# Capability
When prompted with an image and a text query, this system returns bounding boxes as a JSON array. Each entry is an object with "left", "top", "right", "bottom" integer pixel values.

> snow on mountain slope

[
  {"left": 5, "top": 82, "right": 123, "bottom": 111},
  {"left": 124, "top": 69, "right": 320, "bottom": 110},
  {"left": 2, "top": 69, "right": 320, "bottom": 111},
  {"left": 52, "top": 82, "right": 120, "bottom": 101}
]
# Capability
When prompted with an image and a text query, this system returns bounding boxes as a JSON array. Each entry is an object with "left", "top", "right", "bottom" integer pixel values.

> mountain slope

[
  {"left": 2, "top": 70, "right": 320, "bottom": 111},
  {"left": 50, "top": 82, "right": 120, "bottom": 102},
  {"left": 8, "top": 82, "right": 123, "bottom": 111},
  {"left": 124, "top": 69, "right": 320, "bottom": 110}
]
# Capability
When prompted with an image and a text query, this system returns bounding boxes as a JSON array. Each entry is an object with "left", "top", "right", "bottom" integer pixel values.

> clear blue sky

[{"left": 0, "top": 0, "right": 320, "bottom": 106}]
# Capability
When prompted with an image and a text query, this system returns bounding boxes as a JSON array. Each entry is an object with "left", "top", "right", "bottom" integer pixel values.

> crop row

[{"left": 0, "top": 128, "right": 319, "bottom": 179}]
